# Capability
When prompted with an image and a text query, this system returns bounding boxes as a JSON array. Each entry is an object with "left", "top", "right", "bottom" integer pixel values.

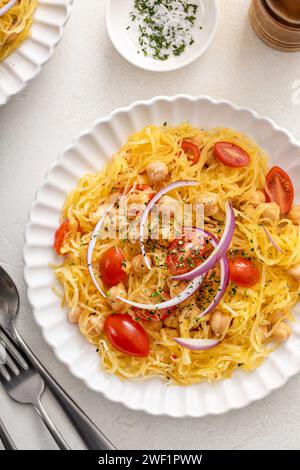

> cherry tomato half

[
  {"left": 229, "top": 257, "right": 260, "bottom": 288},
  {"left": 214, "top": 142, "right": 250, "bottom": 167},
  {"left": 104, "top": 314, "right": 150, "bottom": 357},
  {"left": 265, "top": 166, "right": 294, "bottom": 214},
  {"left": 54, "top": 220, "right": 70, "bottom": 255},
  {"left": 181, "top": 141, "right": 201, "bottom": 165},
  {"left": 99, "top": 246, "right": 128, "bottom": 287},
  {"left": 166, "top": 229, "right": 205, "bottom": 276}
]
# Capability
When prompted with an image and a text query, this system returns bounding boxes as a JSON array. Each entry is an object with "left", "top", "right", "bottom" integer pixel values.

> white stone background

[{"left": 0, "top": 0, "right": 300, "bottom": 450}]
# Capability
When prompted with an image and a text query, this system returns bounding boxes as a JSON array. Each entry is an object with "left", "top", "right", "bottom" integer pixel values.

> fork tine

[
  {"left": 1, "top": 348, "right": 20, "bottom": 377},
  {"left": 0, "top": 364, "right": 11, "bottom": 382},
  {"left": 0, "top": 329, "right": 28, "bottom": 370}
]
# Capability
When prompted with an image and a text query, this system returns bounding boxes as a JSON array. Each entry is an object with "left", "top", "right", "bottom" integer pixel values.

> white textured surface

[
  {"left": 0, "top": 0, "right": 300, "bottom": 450},
  {"left": 24, "top": 95, "right": 300, "bottom": 418}
]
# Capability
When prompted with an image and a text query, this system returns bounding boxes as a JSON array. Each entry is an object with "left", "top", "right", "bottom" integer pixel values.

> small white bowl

[{"left": 106, "top": 0, "right": 219, "bottom": 72}]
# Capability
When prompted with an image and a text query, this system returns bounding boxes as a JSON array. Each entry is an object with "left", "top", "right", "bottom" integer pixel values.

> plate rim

[
  {"left": 23, "top": 94, "right": 300, "bottom": 417},
  {"left": 0, "top": 0, "right": 74, "bottom": 106}
]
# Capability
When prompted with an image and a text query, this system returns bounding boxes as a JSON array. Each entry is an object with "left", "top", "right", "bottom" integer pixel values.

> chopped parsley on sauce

[{"left": 128, "top": 0, "right": 202, "bottom": 61}]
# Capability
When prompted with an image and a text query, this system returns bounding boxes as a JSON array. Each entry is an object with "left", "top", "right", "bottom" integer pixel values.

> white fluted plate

[
  {"left": 0, "top": 0, "right": 73, "bottom": 105},
  {"left": 24, "top": 95, "right": 300, "bottom": 417}
]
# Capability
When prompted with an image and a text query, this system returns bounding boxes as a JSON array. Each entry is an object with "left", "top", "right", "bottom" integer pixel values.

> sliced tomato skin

[
  {"left": 229, "top": 257, "right": 260, "bottom": 288},
  {"left": 214, "top": 142, "right": 250, "bottom": 167},
  {"left": 265, "top": 166, "right": 294, "bottom": 214},
  {"left": 166, "top": 229, "right": 205, "bottom": 276},
  {"left": 99, "top": 246, "right": 128, "bottom": 287},
  {"left": 181, "top": 141, "right": 201, "bottom": 165},
  {"left": 104, "top": 314, "right": 150, "bottom": 357},
  {"left": 54, "top": 220, "right": 70, "bottom": 255}
]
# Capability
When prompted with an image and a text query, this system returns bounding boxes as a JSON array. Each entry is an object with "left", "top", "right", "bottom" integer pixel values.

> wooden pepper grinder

[{"left": 250, "top": 0, "right": 300, "bottom": 51}]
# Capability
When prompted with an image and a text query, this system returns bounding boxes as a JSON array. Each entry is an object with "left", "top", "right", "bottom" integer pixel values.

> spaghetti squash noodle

[
  {"left": 53, "top": 124, "right": 300, "bottom": 385},
  {"left": 0, "top": 0, "right": 37, "bottom": 62}
]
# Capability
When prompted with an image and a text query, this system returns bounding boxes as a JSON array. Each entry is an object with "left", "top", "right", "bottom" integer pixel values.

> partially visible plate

[
  {"left": 24, "top": 95, "right": 300, "bottom": 417},
  {"left": 0, "top": 0, "right": 73, "bottom": 105}
]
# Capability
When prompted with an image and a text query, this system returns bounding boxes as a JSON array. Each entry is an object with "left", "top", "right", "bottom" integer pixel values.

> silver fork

[{"left": 0, "top": 328, "right": 70, "bottom": 450}]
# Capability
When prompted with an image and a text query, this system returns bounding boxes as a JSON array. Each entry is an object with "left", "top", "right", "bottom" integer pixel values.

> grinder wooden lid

[
  {"left": 250, "top": 0, "right": 300, "bottom": 52},
  {"left": 264, "top": 0, "right": 300, "bottom": 27}
]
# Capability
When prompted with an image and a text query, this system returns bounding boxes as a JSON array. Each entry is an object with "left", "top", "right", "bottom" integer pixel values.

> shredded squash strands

[
  {"left": 53, "top": 124, "right": 300, "bottom": 385},
  {"left": 0, "top": 0, "right": 37, "bottom": 61}
]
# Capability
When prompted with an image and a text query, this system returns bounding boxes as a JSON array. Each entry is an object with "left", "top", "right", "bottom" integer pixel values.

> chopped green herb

[{"left": 127, "top": 0, "right": 201, "bottom": 61}]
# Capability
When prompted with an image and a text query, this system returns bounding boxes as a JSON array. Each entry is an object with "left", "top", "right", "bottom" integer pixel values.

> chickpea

[
  {"left": 68, "top": 306, "right": 81, "bottom": 323},
  {"left": 146, "top": 161, "right": 168, "bottom": 184},
  {"left": 127, "top": 203, "right": 144, "bottom": 219},
  {"left": 163, "top": 312, "right": 179, "bottom": 329},
  {"left": 158, "top": 195, "right": 180, "bottom": 217},
  {"left": 257, "top": 325, "right": 269, "bottom": 344},
  {"left": 196, "top": 193, "right": 219, "bottom": 217},
  {"left": 249, "top": 190, "right": 266, "bottom": 208},
  {"left": 136, "top": 173, "right": 150, "bottom": 186},
  {"left": 287, "top": 205, "right": 300, "bottom": 225},
  {"left": 86, "top": 316, "right": 105, "bottom": 335},
  {"left": 261, "top": 203, "right": 280, "bottom": 221},
  {"left": 268, "top": 310, "right": 284, "bottom": 324},
  {"left": 131, "top": 254, "right": 152, "bottom": 274},
  {"left": 287, "top": 264, "right": 300, "bottom": 281},
  {"left": 206, "top": 149, "right": 215, "bottom": 166},
  {"left": 271, "top": 322, "right": 292, "bottom": 343},
  {"left": 190, "top": 133, "right": 202, "bottom": 147},
  {"left": 107, "top": 283, "right": 127, "bottom": 312},
  {"left": 210, "top": 310, "right": 231, "bottom": 337}
]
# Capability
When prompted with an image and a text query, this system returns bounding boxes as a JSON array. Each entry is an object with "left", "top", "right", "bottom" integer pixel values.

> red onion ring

[
  {"left": 189, "top": 228, "right": 229, "bottom": 319},
  {"left": 173, "top": 229, "right": 229, "bottom": 351},
  {"left": 263, "top": 226, "right": 284, "bottom": 254},
  {"left": 115, "top": 273, "right": 205, "bottom": 311},
  {"left": 172, "top": 202, "right": 235, "bottom": 281},
  {"left": 86, "top": 198, "right": 205, "bottom": 310},
  {"left": 174, "top": 337, "right": 220, "bottom": 351},
  {"left": 87, "top": 184, "right": 230, "bottom": 317},
  {"left": 139, "top": 180, "right": 200, "bottom": 270},
  {"left": 0, "top": 0, "right": 16, "bottom": 17},
  {"left": 86, "top": 200, "right": 117, "bottom": 299}
]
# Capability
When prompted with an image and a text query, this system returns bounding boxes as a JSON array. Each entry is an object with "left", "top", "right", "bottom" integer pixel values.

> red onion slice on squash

[
  {"left": 172, "top": 202, "right": 235, "bottom": 281},
  {"left": 0, "top": 0, "right": 17, "bottom": 17},
  {"left": 87, "top": 200, "right": 117, "bottom": 299},
  {"left": 263, "top": 226, "right": 284, "bottom": 253},
  {"left": 115, "top": 274, "right": 205, "bottom": 311},
  {"left": 173, "top": 229, "right": 229, "bottom": 349},
  {"left": 190, "top": 228, "right": 229, "bottom": 319},
  {"left": 174, "top": 337, "right": 220, "bottom": 351},
  {"left": 139, "top": 180, "right": 200, "bottom": 270}
]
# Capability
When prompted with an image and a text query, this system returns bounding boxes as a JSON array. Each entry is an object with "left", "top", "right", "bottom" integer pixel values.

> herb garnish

[{"left": 128, "top": 0, "right": 202, "bottom": 61}]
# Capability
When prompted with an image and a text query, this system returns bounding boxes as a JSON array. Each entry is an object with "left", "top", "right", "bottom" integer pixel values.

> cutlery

[
  {"left": 0, "top": 329, "right": 70, "bottom": 450},
  {"left": 0, "top": 417, "right": 17, "bottom": 450},
  {"left": 0, "top": 266, "right": 116, "bottom": 450}
]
